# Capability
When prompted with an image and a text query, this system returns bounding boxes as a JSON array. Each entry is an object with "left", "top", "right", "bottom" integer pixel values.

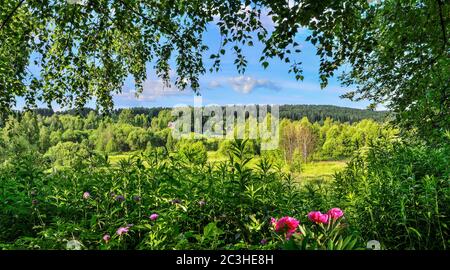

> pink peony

[
  {"left": 116, "top": 226, "right": 129, "bottom": 236},
  {"left": 150, "top": 213, "right": 159, "bottom": 221},
  {"left": 327, "top": 208, "right": 344, "bottom": 220},
  {"left": 274, "top": 216, "right": 300, "bottom": 239},
  {"left": 308, "top": 211, "right": 329, "bottom": 224}
]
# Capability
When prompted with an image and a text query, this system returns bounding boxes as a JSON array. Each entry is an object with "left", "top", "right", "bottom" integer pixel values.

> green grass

[
  {"left": 301, "top": 160, "right": 347, "bottom": 178},
  {"left": 110, "top": 151, "right": 347, "bottom": 184},
  {"left": 295, "top": 160, "right": 347, "bottom": 184}
]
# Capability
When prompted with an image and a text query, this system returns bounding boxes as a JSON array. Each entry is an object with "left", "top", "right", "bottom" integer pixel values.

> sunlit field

[{"left": 110, "top": 152, "right": 347, "bottom": 183}]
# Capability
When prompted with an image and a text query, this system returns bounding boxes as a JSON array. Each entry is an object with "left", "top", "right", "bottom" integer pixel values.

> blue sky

[{"left": 17, "top": 12, "right": 376, "bottom": 111}]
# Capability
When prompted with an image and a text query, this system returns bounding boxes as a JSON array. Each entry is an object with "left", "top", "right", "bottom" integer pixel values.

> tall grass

[{"left": 332, "top": 140, "right": 450, "bottom": 250}]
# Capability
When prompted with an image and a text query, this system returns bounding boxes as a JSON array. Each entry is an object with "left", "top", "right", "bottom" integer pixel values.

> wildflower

[
  {"left": 307, "top": 211, "right": 329, "bottom": 224},
  {"left": 103, "top": 234, "right": 111, "bottom": 243},
  {"left": 83, "top": 192, "right": 91, "bottom": 200},
  {"left": 327, "top": 208, "right": 344, "bottom": 220},
  {"left": 133, "top": 195, "right": 141, "bottom": 202},
  {"left": 32, "top": 199, "right": 39, "bottom": 206},
  {"left": 115, "top": 195, "right": 125, "bottom": 202},
  {"left": 116, "top": 226, "right": 129, "bottom": 236},
  {"left": 150, "top": 213, "right": 159, "bottom": 221},
  {"left": 30, "top": 190, "right": 37, "bottom": 196},
  {"left": 274, "top": 216, "right": 300, "bottom": 239},
  {"left": 198, "top": 200, "right": 206, "bottom": 207},
  {"left": 260, "top": 239, "right": 268, "bottom": 245}
]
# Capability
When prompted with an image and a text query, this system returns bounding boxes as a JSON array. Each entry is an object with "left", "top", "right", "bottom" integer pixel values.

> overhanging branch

[{"left": 0, "top": 0, "right": 26, "bottom": 32}]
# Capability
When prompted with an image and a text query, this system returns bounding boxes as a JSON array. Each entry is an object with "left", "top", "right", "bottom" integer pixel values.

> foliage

[
  {"left": 0, "top": 139, "right": 354, "bottom": 250},
  {"left": 332, "top": 140, "right": 450, "bottom": 250},
  {"left": 177, "top": 140, "right": 208, "bottom": 166},
  {"left": 44, "top": 141, "right": 91, "bottom": 168}
]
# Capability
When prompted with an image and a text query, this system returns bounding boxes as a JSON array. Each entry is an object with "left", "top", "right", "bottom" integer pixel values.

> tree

[
  {"left": 151, "top": 110, "right": 173, "bottom": 131},
  {"left": 38, "top": 126, "right": 51, "bottom": 152},
  {"left": 127, "top": 128, "right": 150, "bottom": 151},
  {"left": 1, "top": 0, "right": 448, "bottom": 142},
  {"left": 46, "top": 115, "right": 64, "bottom": 131},
  {"left": 280, "top": 117, "right": 317, "bottom": 163},
  {"left": 297, "top": 117, "right": 317, "bottom": 162},
  {"left": 44, "top": 141, "right": 90, "bottom": 167},
  {"left": 49, "top": 130, "right": 63, "bottom": 146},
  {"left": 1, "top": 115, "right": 38, "bottom": 160},
  {"left": 280, "top": 119, "right": 298, "bottom": 163},
  {"left": 84, "top": 111, "right": 99, "bottom": 130},
  {"left": 133, "top": 114, "right": 149, "bottom": 128},
  {"left": 321, "top": 124, "right": 345, "bottom": 160},
  {"left": 118, "top": 109, "right": 134, "bottom": 124}
]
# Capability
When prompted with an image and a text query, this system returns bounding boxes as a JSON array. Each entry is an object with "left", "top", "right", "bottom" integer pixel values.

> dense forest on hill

[
  {"left": 28, "top": 104, "right": 387, "bottom": 124},
  {"left": 278, "top": 105, "right": 387, "bottom": 123}
]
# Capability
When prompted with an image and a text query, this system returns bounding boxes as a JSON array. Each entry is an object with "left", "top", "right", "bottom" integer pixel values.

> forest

[
  {"left": 29, "top": 104, "right": 388, "bottom": 123},
  {"left": 0, "top": 106, "right": 390, "bottom": 166},
  {"left": 0, "top": 0, "right": 448, "bottom": 252}
]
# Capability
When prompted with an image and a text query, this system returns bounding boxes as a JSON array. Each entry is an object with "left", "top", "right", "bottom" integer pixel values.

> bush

[
  {"left": 44, "top": 142, "right": 91, "bottom": 167},
  {"left": 332, "top": 140, "right": 450, "bottom": 250},
  {"left": 177, "top": 141, "right": 208, "bottom": 166}
]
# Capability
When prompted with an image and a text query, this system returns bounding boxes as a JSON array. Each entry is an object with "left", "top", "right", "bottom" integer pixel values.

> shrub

[{"left": 332, "top": 140, "right": 450, "bottom": 250}]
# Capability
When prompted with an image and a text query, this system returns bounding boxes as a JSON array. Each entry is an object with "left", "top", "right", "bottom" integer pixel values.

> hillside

[{"left": 30, "top": 105, "right": 388, "bottom": 123}]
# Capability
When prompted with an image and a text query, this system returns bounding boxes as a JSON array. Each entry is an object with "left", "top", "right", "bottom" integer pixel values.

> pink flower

[
  {"left": 270, "top": 217, "right": 277, "bottom": 226},
  {"left": 327, "top": 208, "right": 344, "bottom": 220},
  {"left": 274, "top": 216, "right": 300, "bottom": 239},
  {"left": 150, "top": 213, "right": 159, "bottom": 221},
  {"left": 308, "top": 211, "right": 329, "bottom": 224},
  {"left": 103, "top": 234, "right": 110, "bottom": 242},
  {"left": 83, "top": 192, "right": 90, "bottom": 200},
  {"left": 116, "top": 226, "right": 129, "bottom": 236}
]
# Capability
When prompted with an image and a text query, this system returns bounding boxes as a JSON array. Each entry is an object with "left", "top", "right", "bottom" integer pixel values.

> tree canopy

[{"left": 0, "top": 0, "right": 449, "bottom": 142}]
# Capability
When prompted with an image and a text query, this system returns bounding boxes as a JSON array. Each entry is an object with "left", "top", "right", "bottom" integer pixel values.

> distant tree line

[{"left": 27, "top": 105, "right": 388, "bottom": 125}]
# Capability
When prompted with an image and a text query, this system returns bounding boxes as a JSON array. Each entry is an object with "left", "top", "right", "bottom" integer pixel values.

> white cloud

[
  {"left": 209, "top": 76, "right": 280, "bottom": 94},
  {"left": 207, "top": 76, "right": 355, "bottom": 95},
  {"left": 279, "top": 80, "right": 355, "bottom": 94},
  {"left": 118, "top": 79, "right": 192, "bottom": 102},
  {"left": 208, "top": 80, "right": 222, "bottom": 89}
]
